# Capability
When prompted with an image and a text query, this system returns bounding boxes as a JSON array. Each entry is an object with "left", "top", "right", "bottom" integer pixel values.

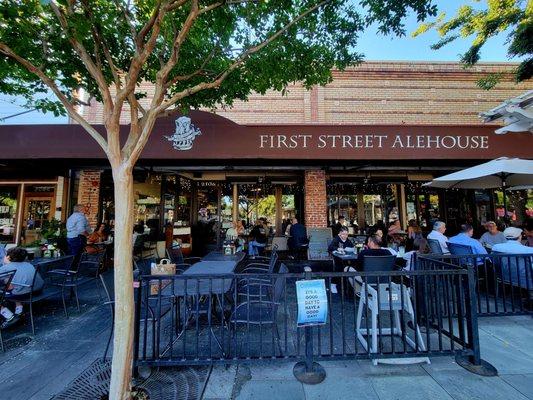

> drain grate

[
  {"left": 53, "top": 359, "right": 210, "bottom": 400},
  {"left": 53, "top": 359, "right": 111, "bottom": 400}
]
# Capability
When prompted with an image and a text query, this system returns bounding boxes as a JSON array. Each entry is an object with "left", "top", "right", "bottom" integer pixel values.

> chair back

[
  {"left": 166, "top": 246, "right": 184, "bottom": 264},
  {"left": 0, "top": 270, "right": 15, "bottom": 302},
  {"left": 362, "top": 255, "right": 396, "bottom": 285},
  {"left": 134, "top": 257, "right": 157, "bottom": 276},
  {"left": 78, "top": 251, "right": 105, "bottom": 277},
  {"left": 268, "top": 252, "right": 279, "bottom": 273},
  {"left": 447, "top": 242, "right": 473, "bottom": 256},
  {"left": 427, "top": 239, "right": 443, "bottom": 255},
  {"left": 308, "top": 239, "right": 332, "bottom": 261},
  {"left": 272, "top": 264, "right": 288, "bottom": 304},
  {"left": 34, "top": 256, "right": 74, "bottom": 288},
  {"left": 271, "top": 237, "right": 288, "bottom": 251}
]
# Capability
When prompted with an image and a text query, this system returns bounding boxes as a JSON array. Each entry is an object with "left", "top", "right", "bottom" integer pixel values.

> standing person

[
  {"left": 479, "top": 221, "right": 506, "bottom": 249},
  {"left": 66, "top": 204, "right": 91, "bottom": 258},
  {"left": 0, "top": 247, "right": 44, "bottom": 329},
  {"left": 332, "top": 215, "right": 346, "bottom": 237},
  {"left": 427, "top": 221, "right": 449, "bottom": 254},
  {"left": 248, "top": 219, "right": 267, "bottom": 256}
]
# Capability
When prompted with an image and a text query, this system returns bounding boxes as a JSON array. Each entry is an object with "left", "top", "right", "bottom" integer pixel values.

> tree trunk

[{"left": 109, "top": 165, "right": 135, "bottom": 400}]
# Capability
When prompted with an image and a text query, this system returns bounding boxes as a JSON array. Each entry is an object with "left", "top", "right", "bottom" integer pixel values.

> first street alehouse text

[{"left": 259, "top": 134, "right": 489, "bottom": 150}]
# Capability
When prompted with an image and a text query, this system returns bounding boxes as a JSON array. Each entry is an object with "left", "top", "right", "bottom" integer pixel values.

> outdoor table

[
  {"left": 31, "top": 255, "right": 73, "bottom": 266},
  {"left": 172, "top": 260, "right": 238, "bottom": 296},
  {"left": 202, "top": 251, "right": 245, "bottom": 263}
]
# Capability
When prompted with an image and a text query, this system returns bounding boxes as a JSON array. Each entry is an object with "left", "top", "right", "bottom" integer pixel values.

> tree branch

[
  {"left": 49, "top": 1, "right": 114, "bottom": 110},
  {"left": 0, "top": 43, "right": 108, "bottom": 153},
  {"left": 158, "top": 0, "right": 331, "bottom": 111}
]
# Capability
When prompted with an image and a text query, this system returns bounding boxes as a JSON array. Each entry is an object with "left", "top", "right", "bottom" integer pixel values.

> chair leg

[
  {"left": 0, "top": 328, "right": 4, "bottom": 352},
  {"left": 61, "top": 287, "right": 69, "bottom": 318},
  {"left": 95, "top": 278, "right": 103, "bottom": 302},
  {"left": 29, "top": 302, "right": 35, "bottom": 335},
  {"left": 74, "top": 286, "right": 80, "bottom": 312}
]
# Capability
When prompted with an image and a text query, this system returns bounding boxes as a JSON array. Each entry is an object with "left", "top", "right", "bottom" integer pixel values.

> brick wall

[
  {"left": 76, "top": 170, "right": 102, "bottom": 228},
  {"left": 78, "top": 61, "right": 530, "bottom": 127},
  {"left": 304, "top": 170, "right": 327, "bottom": 228}
]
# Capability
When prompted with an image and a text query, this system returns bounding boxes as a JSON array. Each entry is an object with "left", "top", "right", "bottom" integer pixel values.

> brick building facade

[{"left": 75, "top": 61, "right": 531, "bottom": 231}]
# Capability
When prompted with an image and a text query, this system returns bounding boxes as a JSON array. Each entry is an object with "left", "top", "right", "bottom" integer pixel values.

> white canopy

[
  {"left": 479, "top": 90, "right": 533, "bottom": 134},
  {"left": 424, "top": 157, "right": 533, "bottom": 189}
]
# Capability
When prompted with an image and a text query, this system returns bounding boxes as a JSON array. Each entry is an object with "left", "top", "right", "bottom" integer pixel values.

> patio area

[{"left": 0, "top": 266, "right": 532, "bottom": 400}]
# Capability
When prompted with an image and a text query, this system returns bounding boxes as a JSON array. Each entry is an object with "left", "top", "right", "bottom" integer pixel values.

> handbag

[{"left": 150, "top": 258, "right": 177, "bottom": 295}]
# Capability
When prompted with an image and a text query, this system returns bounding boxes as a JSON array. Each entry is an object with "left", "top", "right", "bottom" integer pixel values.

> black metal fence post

[
  {"left": 293, "top": 270, "right": 326, "bottom": 384},
  {"left": 455, "top": 265, "right": 498, "bottom": 377}
]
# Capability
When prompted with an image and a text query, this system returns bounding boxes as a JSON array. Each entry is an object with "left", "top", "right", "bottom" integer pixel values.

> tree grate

[{"left": 53, "top": 358, "right": 210, "bottom": 400}]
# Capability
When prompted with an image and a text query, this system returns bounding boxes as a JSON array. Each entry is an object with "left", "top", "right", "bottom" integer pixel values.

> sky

[{"left": 0, "top": 0, "right": 521, "bottom": 125}]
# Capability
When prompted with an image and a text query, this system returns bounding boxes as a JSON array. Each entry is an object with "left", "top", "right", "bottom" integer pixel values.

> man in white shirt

[
  {"left": 66, "top": 204, "right": 91, "bottom": 257},
  {"left": 427, "top": 221, "right": 449, "bottom": 254}
]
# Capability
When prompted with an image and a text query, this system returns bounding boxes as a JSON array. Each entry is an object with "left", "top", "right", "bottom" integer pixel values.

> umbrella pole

[{"left": 502, "top": 179, "right": 508, "bottom": 226}]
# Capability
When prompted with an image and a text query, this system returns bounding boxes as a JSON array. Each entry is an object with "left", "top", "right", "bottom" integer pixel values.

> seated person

[
  {"left": 248, "top": 219, "right": 267, "bottom": 256},
  {"left": 328, "top": 227, "right": 354, "bottom": 271},
  {"left": 479, "top": 221, "right": 506, "bottom": 249},
  {"left": 0, "top": 247, "right": 44, "bottom": 329},
  {"left": 85, "top": 223, "right": 108, "bottom": 254},
  {"left": 427, "top": 221, "right": 449, "bottom": 254},
  {"left": 288, "top": 217, "right": 308, "bottom": 250},
  {"left": 402, "top": 237, "right": 429, "bottom": 271},
  {"left": 225, "top": 222, "right": 244, "bottom": 252},
  {"left": 448, "top": 224, "right": 487, "bottom": 255},
  {"left": 328, "top": 226, "right": 354, "bottom": 253},
  {"left": 388, "top": 220, "right": 401, "bottom": 236},
  {"left": 492, "top": 227, "right": 533, "bottom": 288},
  {"left": 132, "top": 224, "right": 145, "bottom": 248},
  {"left": 356, "top": 235, "right": 393, "bottom": 270}
]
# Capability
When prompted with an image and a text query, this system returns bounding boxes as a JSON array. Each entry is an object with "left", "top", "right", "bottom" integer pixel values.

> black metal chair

[
  {"left": 0, "top": 270, "right": 16, "bottom": 352},
  {"left": 18, "top": 257, "right": 74, "bottom": 334},
  {"left": 58, "top": 251, "right": 106, "bottom": 311},
  {"left": 427, "top": 239, "right": 444, "bottom": 255},
  {"left": 165, "top": 246, "right": 201, "bottom": 266},
  {"left": 360, "top": 255, "right": 397, "bottom": 285},
  {"left": 230, "top": 264, "right": 288, "bottom": 355},
  {"left": 447, "top": 242, "right": 474, "bottom": 256}
]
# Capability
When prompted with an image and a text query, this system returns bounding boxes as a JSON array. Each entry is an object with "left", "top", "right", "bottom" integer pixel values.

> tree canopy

[{"left": 413, "top": 0, "right": 532, "bottom": 89}]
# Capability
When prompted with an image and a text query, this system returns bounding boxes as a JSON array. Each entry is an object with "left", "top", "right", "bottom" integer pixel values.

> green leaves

[
  {"left": 0, "top": 0, "right": 438, "bottom": 115},
  {"left": 413, "top": 0, "right": 532, "bottom": 88}
]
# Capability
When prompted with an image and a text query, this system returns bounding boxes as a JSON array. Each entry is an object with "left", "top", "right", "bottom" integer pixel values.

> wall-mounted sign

[
  {"left": 296, "top": 279, "right": 328, "bottom": 327},
  {"left": 4, "top": 111, "right": 532, "bottom": 161}
]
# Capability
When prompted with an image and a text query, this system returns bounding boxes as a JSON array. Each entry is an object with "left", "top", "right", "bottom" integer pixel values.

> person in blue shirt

[{"left": 448, "top": 224, "right": 487, "bottom": 264}]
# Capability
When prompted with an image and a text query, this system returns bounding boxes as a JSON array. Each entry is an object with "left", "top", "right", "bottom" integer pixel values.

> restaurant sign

[
  {"left": 259, "top": 134, "right": 488, "bottom": 150},
  {"left": 296, "top": 279, "right": 328, "bottom": 327}
]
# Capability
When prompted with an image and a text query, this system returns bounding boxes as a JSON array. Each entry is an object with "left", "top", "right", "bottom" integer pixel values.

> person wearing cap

[
  {"left": 479, "top": 221, "right": 506, "bottom": 249},
  {"left": 492, "top": 227, "right": 533, "bottom": 290},
  {"left": 492, "top": 227, "right": 533, "bottom": 255}
]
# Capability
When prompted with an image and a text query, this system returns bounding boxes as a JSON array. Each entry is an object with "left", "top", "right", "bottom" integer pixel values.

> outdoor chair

[
  {"left": 238, "top": 253, "right": 280, "bottom": 296},
  {"left": 0, "top": 270, "right": 16, "bottom": 352},
  {"left": 447, "top": 242, "right": 474, "bottom": 256},
  {"left": 271, "top": 236, "right": 288, "bottom": 252},
  {"left": 56, "top": 251, "right": 106, "bottom": 311},
  {"left": 165, "top": 246, "right": 201, "bottom": 266},
  {"left": 230, "top": 264, "right": 288, "bottom": 356},
  {"left": 427, "top": 239, "right": 444, "bottom": 255},
  {"left": 18, "top": 256, "right": 74, "bottom": 335},
  {"left": 491, "top": 251, "right": 533, "bottom": 307},
  {"left": 353, "top": 255, "right": 428, "bottom": 365}
]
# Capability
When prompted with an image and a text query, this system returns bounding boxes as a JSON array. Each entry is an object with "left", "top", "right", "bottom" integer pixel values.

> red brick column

[
  {"left": 77, "top": 170, "right": 102, "bottom": 228},
  {"left": 304, "top": 170, "right": 327, "bottom": 228}
]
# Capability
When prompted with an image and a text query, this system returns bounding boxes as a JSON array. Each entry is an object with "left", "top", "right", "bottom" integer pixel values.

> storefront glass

[{"left": 0, "top": 185, "right": 18, "bottom": 244}]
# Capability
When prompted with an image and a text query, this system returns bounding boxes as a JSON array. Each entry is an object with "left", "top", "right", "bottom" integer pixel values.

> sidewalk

[{"left": 204, "top": 315, "right": 533, "bottom": 400}]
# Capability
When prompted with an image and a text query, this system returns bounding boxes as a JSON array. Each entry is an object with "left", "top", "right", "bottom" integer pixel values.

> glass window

[{"left": 0, "top": 185, "right": 19, "bottom": 244}]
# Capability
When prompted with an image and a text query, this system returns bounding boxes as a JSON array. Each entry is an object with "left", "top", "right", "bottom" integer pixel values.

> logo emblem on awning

[{"left": 164, "top": 116, "right": 201, "bottom": 150}]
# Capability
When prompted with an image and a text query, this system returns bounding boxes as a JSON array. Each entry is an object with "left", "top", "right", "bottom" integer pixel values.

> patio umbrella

[{"left": 424, "top": 157, "right": 533, "bottom": 217}]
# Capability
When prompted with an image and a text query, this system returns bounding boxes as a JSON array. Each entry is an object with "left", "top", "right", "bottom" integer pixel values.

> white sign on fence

[{"left": 296, "top": 279, "right": 328, "bottom": 327}]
